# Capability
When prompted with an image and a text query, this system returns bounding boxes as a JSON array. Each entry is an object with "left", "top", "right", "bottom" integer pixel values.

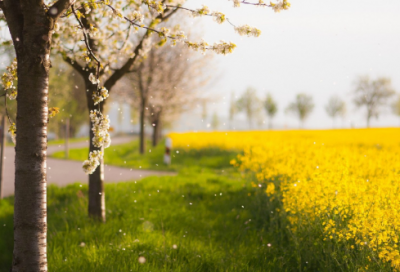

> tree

[
  {"left": 286, "top": 93, "right": 314, "bottom": 128},
  {"left": 0, "top": 0, "right": 290, "bottom": 268},
  {"left": 392, "top": 94, "right": 400, "bottom": 126},
  {"left": 56, "top": 2, "right": 282, "bottom": 220},
  {"left": 353, "top": 76, "right": 395, "bottom": 127},
  {"left": 325, "top": 95, "right": 346, "bottom": 128},
  {"left": 117, "top": 38, "right": 210, "bottom": 148},
  {"left": 211, "top": 112, "right": 220, "bottom": 130},
  {"left": 229, "top": 92, "right": 236, "bottom": 129},
  {"left": 236, "top": 87, "right": 261, "bottom": 129},
  {"left": 264, "top": 93, "right": 278, "bottom": 129}
]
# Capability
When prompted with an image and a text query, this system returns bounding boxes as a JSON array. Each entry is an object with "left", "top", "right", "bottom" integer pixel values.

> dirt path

[{"left": 2, "top": 137, "right": 174, "bottom": 197}]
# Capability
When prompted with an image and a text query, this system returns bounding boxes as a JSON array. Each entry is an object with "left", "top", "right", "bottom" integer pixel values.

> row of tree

[
  {"left": 229, "top": 76, "right": 399, "bottom": 128},
  {"left": 0, "top": 1, "right": 288, "bottom": 270}
]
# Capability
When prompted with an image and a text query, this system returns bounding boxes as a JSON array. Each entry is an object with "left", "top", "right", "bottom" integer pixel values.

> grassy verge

[
  {"left": 0, "top": 170, "right": 293, "bottom": 272},
  {"left": 48, "top": 137, "right": 89, "bottom": 146},
  {"left": 52, "top": 139, "right": 239, "bottom": 172}
]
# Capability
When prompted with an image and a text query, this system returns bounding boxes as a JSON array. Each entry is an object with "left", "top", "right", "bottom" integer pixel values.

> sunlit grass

[
  {"left": 1, "top": 170, "right": 291, "bottom": 272},
  {"left": 51, "top": 139, "right": 238, "bottom": 172}
]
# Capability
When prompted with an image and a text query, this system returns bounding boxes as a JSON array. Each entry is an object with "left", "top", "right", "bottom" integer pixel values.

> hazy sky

[{"left": 178, "top": 0, "right": 400, "bottom": 129}]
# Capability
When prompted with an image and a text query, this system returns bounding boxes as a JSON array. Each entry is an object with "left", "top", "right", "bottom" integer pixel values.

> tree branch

[
  {"left": 62, "top": 55, "right": 86, "bottom": 77},
  {"left": 47, "top": 0, "right": 75, "bottom": 20},
  {"left": 2, "top": 0, "right": 23, "bottom": 51}
]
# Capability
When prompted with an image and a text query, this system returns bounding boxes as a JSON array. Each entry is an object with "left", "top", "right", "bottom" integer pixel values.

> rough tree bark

[{"left": 1, "top": 0, "right": 71, "bottom": 270}]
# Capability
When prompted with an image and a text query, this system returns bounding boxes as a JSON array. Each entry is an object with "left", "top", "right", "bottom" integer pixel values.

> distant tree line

[{"left": 228, "top": 75, "right": 399, "bottom": 129}]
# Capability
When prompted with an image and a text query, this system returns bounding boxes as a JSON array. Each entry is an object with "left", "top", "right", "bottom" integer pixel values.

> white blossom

[
  {"left": 90, "top": 110, "right": 111, "bottom": 148},
  {"left": 129, "top": 11, "right": 144, "bottom": 23},
  {"left": 212, "top": 41, "right": 237, "bottom": 55},
  {"left": 234, "top": 25, "right": 261, "bottom": 37},
  {"left": 192, "top": 5, "right": 210, "bottom": 17},
  {"left": 212, "top": 12, "right": 226, "bottom": 24},
  {"left": 232, "top": 0, "right": 241, "bottom": 8},
  {"left": 89, "top": 73, "right": 100, "bottom": 85},
  {"left": 82, "top": 150, "right": 102, "bottom": 174},
  {"left": 92, "top": 87, "right": 109, "bottom": 105}
]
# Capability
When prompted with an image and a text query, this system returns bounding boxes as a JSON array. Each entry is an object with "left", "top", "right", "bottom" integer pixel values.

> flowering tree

[
  {"left": 0, "top": 0, "right": 290, "bottom": 269},
  {"left": 116, "top": 38, "right": 211, "bottom": 150}
]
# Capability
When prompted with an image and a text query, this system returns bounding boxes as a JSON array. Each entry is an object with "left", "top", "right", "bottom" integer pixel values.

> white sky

[{"left": 179, "top": 0, "right": 400, "bottom": 129}]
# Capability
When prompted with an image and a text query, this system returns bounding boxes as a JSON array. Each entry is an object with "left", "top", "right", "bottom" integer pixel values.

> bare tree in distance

[
  {"left": 325, "top": 95, "right": 346, "bottom": 128},
  {"left": 236, "top": 87, "right": 262, "bottom": 129},
  {"left": 353, "top": 76, "right": 395, "bottom": 128},
  {"left": 264, "top": 93, "right": 278, "bottom": 129},
  {"left": 286, "top": 93, "right": 314, "bottom": 128},
  {"left": 392, "top": 94, "right": 400, "bottom": 126}
]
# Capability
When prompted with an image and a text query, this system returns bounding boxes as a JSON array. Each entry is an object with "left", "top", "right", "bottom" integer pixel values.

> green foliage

[
  {"left": 236, "top": 87, "right": 262, "bottom": 128},
  {"left": 48, "top": 58, "right": 87, "bottom": 138},
  {"left": 285, "top": 93, "right": 314, "bottom": 125},
  {"left": 264, "top": 93, "right": 278, "bottom": 118}
]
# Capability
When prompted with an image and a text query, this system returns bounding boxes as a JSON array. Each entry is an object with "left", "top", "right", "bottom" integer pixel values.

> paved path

[{"left": 2, "top": 137, "right": 174, "bottom": 197}]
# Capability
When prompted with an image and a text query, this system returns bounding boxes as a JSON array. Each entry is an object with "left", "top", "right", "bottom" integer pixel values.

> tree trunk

[
  {"left": 0, "top": 115, "right": 5, "bottom": 199},
  {"left": 367, "top": 116, "right": 371, "bottom": 128},
  {"left": 85, "top": 82, "right": 106, "bottom": 222},
  {"left": 13, "top": 33, "right": 51, "bottom": 272},
  {"left": 139, "top": 101, "right": 145, "bottom": 154},
  {"left": 65, "top": 118, "right": 69, "bottom": 159},
  {"left": 157, "top": 119, "right": 162, "bottom": 143},
  {"left": 152, "top": 120, "right": 158, "bottom": 147}
]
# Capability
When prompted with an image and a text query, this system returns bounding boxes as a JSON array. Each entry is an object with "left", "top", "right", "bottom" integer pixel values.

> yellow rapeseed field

[{"left": 170, "top": 128, "right": 400, "bottom": 269}]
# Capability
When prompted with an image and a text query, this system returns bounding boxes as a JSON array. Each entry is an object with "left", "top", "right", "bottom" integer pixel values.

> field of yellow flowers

[{"left": 170, "top": 128, "right": 400, "bottom": 270}]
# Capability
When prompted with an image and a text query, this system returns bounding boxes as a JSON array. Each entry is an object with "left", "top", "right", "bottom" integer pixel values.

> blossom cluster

[
  {"left": 234, "top": 25, "right": 262, "bottom": 37},
  {"left": 90, "top": 110, "right": 111, "bottom": 149},
  {"left": 82, "top": 150, "right": 103, "bottom": 175},
  {"left": 88, "top": 73, "right": 109, "bottom": 105},
  {"left": 82, "top": 110, "right": 111, "bottom": 174},
  {"left": 1, "top": 59, "right": 17, "bottom": 100},
  {"left": 48, "top": 107, "right": 60, "bottom": 118},
  {"left": 92, "top": 87, "right": 109, "bottom": 105},
  {"left": 271, "top": 0, "right": 291, "bottom": 13},
  {"left": 191, "top": 6, "right": 226, "bottom": 24},
  {"left": 8, "top": 123, "right": 16, "bottom": 144},
  {"left": 184, "top": 40, "right": 236, "bottom": 55}
]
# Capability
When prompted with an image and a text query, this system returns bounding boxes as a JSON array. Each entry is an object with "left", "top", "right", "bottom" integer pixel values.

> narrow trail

[{"left": 2, "top": 136, "right": 175, "bottom": 197}]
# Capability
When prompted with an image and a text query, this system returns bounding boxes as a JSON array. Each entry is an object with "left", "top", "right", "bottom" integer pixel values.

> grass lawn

[
  {"left": 0, "top": 168, "right": 290, "bottom": 271},
  {"left": 52, "top": 139, "right": 239, "bottom": 172},
  {"left": 48, "top": 137, "right": 89, "bottom": 146}
]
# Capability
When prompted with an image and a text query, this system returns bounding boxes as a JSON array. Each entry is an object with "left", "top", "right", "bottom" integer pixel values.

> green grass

[
  {"left": 0, "top": 170, "right": 292, "bottom": 272},
  {"left": 52, "top": 139, "right": 239, "bottom": 172},
  {"left": 47, "top": 137, "right": 88, "bottom": 146}
]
